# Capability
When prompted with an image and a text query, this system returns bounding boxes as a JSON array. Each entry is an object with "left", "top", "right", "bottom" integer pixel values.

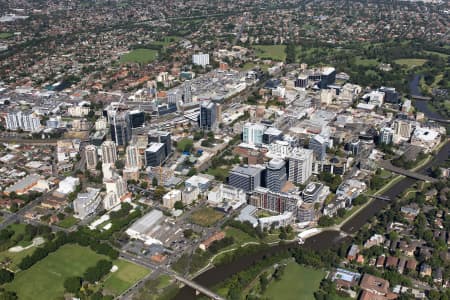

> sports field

[
  {"left": 103, "top": 259, "right": 150, "bottom": 295},
  {"left": 263, "top": 262, "right": 325, "bottom": 300},
  {"left": 6, "top": 244, "right": 107, "bottom": 300},
  {"left": 254, "top": 45, "right": 286, "bottom": 61},
  {"left": 120, "top": 48, "right": 158, "bottom": 64}
]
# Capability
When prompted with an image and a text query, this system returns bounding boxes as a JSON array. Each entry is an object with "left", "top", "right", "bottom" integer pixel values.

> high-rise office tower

[
  {"left": 148, "top": 130, "right": 172, "bottom": 158},
  {"left": 243, "top": 123, "right": 266, "bottom": 146},
  {"left": 183, "top": 81, "right": 192, "bottom": 104},
  {"left": 145, "top": 143, "right": 166, "bottom": 167},
  {"left": 101, "top": 141, "right": 118, "bottom": 164},
  {"left": 85, "top": 145, "right": 98, "bottom": 170},
  {"left": 108, "top": 110, "right": 132, "bottom": 146},
  {"left": 380, "top": 127, "right": 394, "bottom": 144},
  {"left": 125, "top": 144, "right": 141, "bottom": 169},
  {"left": 228, "top": 165, "right": 263, "bottom": 192},
  {"left": 309, "top": 134, "right": 328, "bottom": 161},
  {"left": 287, "top": 148, "right": 313, "bottom": 184},
  {"left": 198, "top": 101, "right": 217, "bottom": 131},
  {"left": 129, "top": 110, "right": 145, "bottom": 128},
  {"left": 266, "top": 158, "right": 287, "bottom": 192}
]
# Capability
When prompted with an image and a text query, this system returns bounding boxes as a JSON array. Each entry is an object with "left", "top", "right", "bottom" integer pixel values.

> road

[{"left": 378, "top": 159, "right": 437, "bottom": 183}]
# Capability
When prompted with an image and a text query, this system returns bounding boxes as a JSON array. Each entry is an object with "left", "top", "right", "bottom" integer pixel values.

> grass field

[
  {"left": 263, "top": 262, "right": 325, "bottom": 300},
  {"left": 120, "top": 48, "right": 158, "bottom": 64},
  {"left": 190, "top": 207, "right": 224, "bottom": 227},
  {"left": 0, "top": 247, "right": 36, "bottom": 272},
  {"left": 6, "top": 244, "right": 107, "bottom": 300},
  {"left": 242, "top": 62, "right": 270, "bottom": 72},
  {"left": 57, "top": 215, "right": 78, "bottom": 228},
  {"left": 394, "top": 58, "right": 427, "bottom": 69},
  {"left": 0, "top": 32, "right": 13, "bottom": 39},
  {"left": 9, "top": 223, "right": 26, "bottom": 240},
  {"left": 103, "top": 259, "right": 150, "bottom": 295},
  {"left": 225, "top": 227, "right": 256, "bottom": 246},
  {"left": 151, "top": 36, "right": 181, "bottom": 47},
  {"left": 254, "top": 45, "right": 286, "bottom": 61},
  {"left": 354, "top": 56, "right": 378, "bottom": 67}
]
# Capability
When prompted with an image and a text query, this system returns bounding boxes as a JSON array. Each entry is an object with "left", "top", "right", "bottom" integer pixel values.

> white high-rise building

[
  {"left": 242, "top": 123, "right": 266, "bottom": 146},
  {"left": 192, "top": 53, "right": 210, "bottom": 67},
  {"left": 125, "top": 144, "right": 141, "bottom": 169},
  {"left": 95, "top": 116, "right": 108, "bottom": 131},
  {"left": 103, "top": 175, "right": 127, "bottom": 210},
  {"left": 85, "top": 145, "right": 98, "bottom": 170},
  {"left": 101, "top": 141, "right": 118, "bottom": 164},
  {"left": 287, "top": 148, "right": 314, "bottom": 184},
  {"left": 5, "top": 112, "right": 41, "bottom": 132}
]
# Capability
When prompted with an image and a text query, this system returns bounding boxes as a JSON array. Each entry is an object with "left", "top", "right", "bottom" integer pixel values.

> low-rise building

[{"left": 73, "top": 188, "right": 101, "bottom": 219}]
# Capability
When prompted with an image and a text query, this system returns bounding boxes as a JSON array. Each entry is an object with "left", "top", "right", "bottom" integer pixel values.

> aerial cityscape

[{"left": 0, "top": 0, "right": 449, "bottom": 299}]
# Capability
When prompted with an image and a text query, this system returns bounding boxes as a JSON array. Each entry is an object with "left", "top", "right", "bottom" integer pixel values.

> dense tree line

[{"left": 226, "top": 220, "right": 267, "bottom": 239}]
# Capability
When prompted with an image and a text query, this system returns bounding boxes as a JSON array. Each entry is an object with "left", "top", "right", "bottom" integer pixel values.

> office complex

[
  {"left": 5, "top": 111, "right": 41, "bottom": 132},
  {"left": 129, "top": 110, "right": 145, "bottom": 128},
  {"left": 85, "top": 145, "right": 98, "bottom": 170},
  {"left": 249, "top": 187, "right": 302, "bottom": 214},
  {"left": 125, "top": 144, "right": 141, "bottom": 169},
  {"left": 108, "top": 110, "right": 132, "bottom": 146},
  {"left": 379, "top": 86, "right": 399, "bottom": 104},
  {"left": 73, "top": 188, "right": 101, "bottom": 219},
  {"left": 198, "top": 101, "right": 217, "bottom": 131},
  {"left": 148, "top": 130, "right": 172, "bottom": 158},
  {"left": 228, "top": 165, "right": 263, "bottom": 192},
  {"left": 192, "top": 53, "right": 210, "bottom": 67},
  {"left": 309, "top": 134, "right": 328, "bottom": 161},
  {"left": 262, "top": 127, "right": 283, "bottom": 145},
  {"left": 302, "top": 182, "right": 324, "bottom": 203},
  {"left": 243, "top": 123, "right": 266, "bottom": 146},
  {"left": 380, "top": 127, "right": 394, "bottom": 144},
  {"left": 266, "top": 158, "right": 287, "bottom": 192},
  {"left": 393, "top": 120, "right": 412, "bottom": 141},
  {"left": 287, "top": 148, "right": 313, "bottom": 184},
  {"left": 101, "top": 141, "right": 118, "bottom": 164},
  {"left": 145, "top": 143, "right": 166, "bottom": 167}
]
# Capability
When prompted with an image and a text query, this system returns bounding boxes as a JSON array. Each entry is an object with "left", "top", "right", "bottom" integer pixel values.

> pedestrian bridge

[
  {"left": 174, "top": 275, "right": 226, "bottom": 300},
  {"left": 378, "top": 160, "right": 437, "bottom": 183}
]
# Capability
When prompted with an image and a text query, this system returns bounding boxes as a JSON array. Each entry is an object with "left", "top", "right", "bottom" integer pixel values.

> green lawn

[
  {"left": 120, "top": 48, "right": 158, "bottom": 64},
  {"left": 9, "top": 223, "right": 26, "bottom": 240},
  {"left": 263, "top": 262, "right": 325, "bottom": 300},
  {"left": 5, "top": 244, "right": 108, "bottom": 300},
  {"left": 394, "top": 58, "right": 427, "bottom": 69},
  {"left": 190, "top": 207, "right": 224, "bottom": 227},
  {"left": 206, "top": 166, "right": 230, "bottom": 182},
  {"left": 103, "top": 259, "right": 150, "bottom": 295},
  {"left": 254, "top": 45, "right": 286, "bottom": 61},
  {"left": 225, "top": 227, "right": 257, "bottom": 246},
  {"left": 0, "top": 247, "right": 36, "bottom": 272},
  {"left": 0, "top": 32, "right": 13, "bottom": 39},
  {"left": 56, "top": 215, "right": 78, "bottom": 228},
  {"left": 242, "top": 62, "right": 270, "bottom": 72},
  {"left": 151, "top": 36, "right": 181, "bottom": 47}
]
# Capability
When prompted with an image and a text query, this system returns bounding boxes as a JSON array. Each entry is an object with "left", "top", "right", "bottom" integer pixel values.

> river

[
  {"left": 172, "top": 85, "right": 449, "bottom": 299},
  {"left": 409, "top": 74, "right": 445, "bottom": 120}
]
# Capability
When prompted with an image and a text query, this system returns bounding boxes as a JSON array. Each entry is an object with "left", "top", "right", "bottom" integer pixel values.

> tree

[
  {"left": 174, "top": 201, "right": 184, "bottom": 210},
  {"left": 0, "top": 269, "right": 13, "bottom": 284},
  {"left": 151, "top": 177, "right": 158, "bottom": 187},
  {"left": 114, "top": 160, "right": 124, "bottom": 170},
  {"left": 64, "top": 276, "right": 82, "bottom": 293},
  {"left": 337, "top": 208, "right": 346, "bottom": 218},
  {"left": 183, "top": 229, "right": 194, "bottom": 238}
]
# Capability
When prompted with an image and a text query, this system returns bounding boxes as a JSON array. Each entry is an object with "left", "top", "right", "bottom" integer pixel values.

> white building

[
  {"left": 365, "top": 91, "right": 385, "bottom": 107},
  {"left": 73, "top": 188, "right": 101, "bottom": 219},
  {"left": 103, "top": 175, "right": 128, "bottom": 210},
  {"left": 393, "top": 120, "right": 413, "bottom": 143},
  {"left": 126, "top": 210, "right": 164, "bottom": 245},
  {"left": 125, "top": 144, "right": 141, "bottom": 169},
  {"left": 182, "top": 186, "right": 199, "bottom": 205},
  {"left": 162, "top": 189, "right": 182, "bottom": 209},
  {"left": 192, "top": 53, "right": 210, "bottom": 67},
  {"left": 5, "top": 111, "right": 41, "bottom": 132},
  {"left": 267, "top": 140, "right": 293, "bottom": 159},
  {"left": 68, "top": 105, "right": 90, "bottom": 117},
  {"left": 56, "top": 176, "right": 80, "bottom": 195},
  {"left": 101, "top": 141, "right": 118, "bottom": 164},
  {"left": 207, "top": 184, "right": 247, "bottom": 210},
  {"left": 85, "top": 145, "right": 98, "bottom": 170},
  {"left": 287, "top": 148, "right": 314, "bottom": 184},
  {"left": 258, "top": 211, "right": 294, "bottom": 229},
  {"left": 243, "top": 122, "right": 266, "bottom": 146},
  {"left": 95, "top": 116, "right": 108, "bottom": 131},
  {"left": 411, "top": 127, "right": 440, "bottom": 152}
]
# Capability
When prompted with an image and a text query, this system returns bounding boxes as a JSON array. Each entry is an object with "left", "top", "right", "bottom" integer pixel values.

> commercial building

[
  {"left": 5, "top": 111, "right": 41, "bottom": 132},
  {"left": 309, "top": 134, "right": 328, "bottom": 161},
  {"left": 125, "top": 144, "right": 141, "bottom": 169},
  {"left": 185, "top": 174, "right": 212, "bottom": 191},
  {"left": 410, "top": 127, "right": 440, "bottom": 152},
  {"left": 243, "top": 123, "right": 266, "bottom": 146},
  {"left": 262, "top": 127, "right": 283, "bottom": 145},
  {"left": 380, "top": 127, "right": 394, "bottom": 144},
  {"left": 56, "top": 176, "right": 80, "bottom": 195},
  {"left": 266, "top": 158, "right": 287, "bottom": 192},
  {"left": 183, "top": 81, "right": 192, "bottom": 104},
  {"left": 85, "top": 145, "right": 98, "bottom": 170},
  {"left": 302, "top": 182, "right": 325, "bottom": 203},
  {"left": 182, "top": 186, "right": 199, "bottom": 205},
  {"left": 148, "top": 130, "right": 172, "bottom": 158},
  {"left": 198, "top": 101, "right": 217, "bottom": 131},
  {"left": 145, "top": 143, "right": 166, "bottom": 167},
  {"left": 258, "top": 211, "right": 294, "bottom": 229},
  {"left": 103, "top": 175, "right": 127, "bottom": 210},
  {"left": 192, "top": 53, "right": 210, "bottom": 67},
  {"left": 101, "top": 141, "right": 117, "bottom": 164},
  {"left": 4, "top": 174, "right": 47, "bottom": 195},
  {"left": 207, "top": 184, "right": 247, "bottom": 211},
  {"left": 228, "top": 165, "right": 263, "bottom": 192},
  {"left": 287, "top": 148, "right": 313, "bottom": 184},
  {"left": 379, "top": 86, "right": 399, "bottom": 104},
  {"left": 126, "top": 210, "right": 164, "bottom": 245},
  {"left": 249, "top": 187, "right": 302, "bottom": 214},
  {"left": 73, "top": 188, "right": 101, "bottom": 219},
  {"left": 163, "top": 189, "right": 182, "bottom": 209},
  {"left": 267, "top": 140, "right": 293, "bottom": 159},
  {"left": 129, "top": 110, "right": 145, "bottom": 128},
  {"left": 68, "top": 105, "right": 90, "bottom": 117},
  {"left": 108, "top": 110, "right": 132, "bottom": 146}
]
